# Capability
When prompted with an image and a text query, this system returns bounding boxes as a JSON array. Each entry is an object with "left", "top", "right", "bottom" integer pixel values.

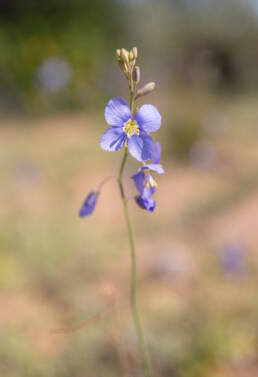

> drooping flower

[
  {"left": 133, "top": 172, "right": 156, "bottom": 213},
  {"left": 132, "top": 142, "right": 164, "bottom": 212},
  {"left": 135, "top": 195, "right": 156, "bottom": 212},
  {"left": 134, "top": 172, "right": 156, "bottom": 212},
  {"left": 132, "top": 170, "right": 156, "bottom": 199},
  {"left": 79, "top": 191, "right": 99, "bottom": 217},
  {"left": 100, "top": 97, "right": 162, "bottom": 162},
  {"left": 132, "top": 142, "right": 164, "bottom": 196}
]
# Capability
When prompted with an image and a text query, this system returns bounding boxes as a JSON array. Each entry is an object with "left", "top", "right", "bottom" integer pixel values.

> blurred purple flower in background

[
  {"left": 219, "top": 242, "right": 247, "bottom": 275},
  {"left": 37, "top": 57, "right": 72, "bottom": 92}
]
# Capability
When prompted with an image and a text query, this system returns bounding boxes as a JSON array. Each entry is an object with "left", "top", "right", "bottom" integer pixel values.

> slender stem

[
  {"left": 117, "top": 87, "right": 152, "bottom": 377},
  {"left": 118, "top": 148, "right": 129, "bottom": 198},
  {"left": 98, "top": 175, "right": 116, "bottom": 190},
  {"left": 129, "top": 77, "right": 134, "bottom": 112}
]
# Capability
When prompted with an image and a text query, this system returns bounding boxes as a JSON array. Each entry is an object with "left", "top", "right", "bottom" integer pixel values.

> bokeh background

[{"left": 1, "top": 0, "right": 258, "bottom": 376}]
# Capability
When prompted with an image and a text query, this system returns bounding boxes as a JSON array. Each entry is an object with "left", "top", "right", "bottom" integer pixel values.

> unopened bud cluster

[
  {"left": 116, "top": 47, "right": 137, "bottom": 77},
  {"left": 116, "top": 47, "right": 155, "bottom": 99}
]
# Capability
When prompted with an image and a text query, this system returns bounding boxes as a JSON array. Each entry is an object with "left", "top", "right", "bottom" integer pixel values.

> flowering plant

[{"left": 79, "top": 47, "right": 163, "bottom": 377}]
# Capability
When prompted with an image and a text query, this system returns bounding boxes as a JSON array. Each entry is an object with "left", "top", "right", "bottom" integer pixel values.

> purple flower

[
  {"left": 135, "top": 195, "right": 156, "bottom": 212},
  {"left": 220, "top": 242, "right": 246, "bottom": 274},
  {"left": 79, "top": 191, "right": 99, "bottom": 217},
  {"left": 133, "top": 174, "right": 156, "bottom": 212},
  {"left": 132, "top": 142, "right": 164, "bottom": 197},
  {"left": 133, "top": 170, "right": 156, "bottom": 212},
  {"left": 132, "top": 170, "right": 156, "bottom": 199},
  {"left": 152, "top": 141, "right": 162, "bottom": 164},
  {"left": 100, "top": 97, "right": 162, "bottom": 162},
  {"left": 132, "top": 142, "right": 164, "bottom": 212}
]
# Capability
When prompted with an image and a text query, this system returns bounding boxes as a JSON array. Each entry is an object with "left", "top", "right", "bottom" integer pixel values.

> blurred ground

[{"left": 1, "top": 90, "right": 258, "bottom": 377}]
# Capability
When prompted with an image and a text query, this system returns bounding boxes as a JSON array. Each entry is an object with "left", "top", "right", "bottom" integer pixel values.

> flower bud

[
  {"left": 136, "top": 82, "right": 156, "bottom": 98},
  {"left": 129, "top": 50, "right": 134, "bottom": 62},
  {"left": 79, "top": 190, "right": 99, "bottom": 217},
  {"left": 118, "top": 60, "right": 128, "bottom": 75},
  {"left": 116, "top": 49, "right": 121, "bottom": 59},
  {"left": 132, "top": 47, "right": 138, "bottom": 59},
  {"left": 120, "top": 48, "right": 129, "bottom": 65},
  {"left": 133, "top": 66, "right": 141, "bottom": 84}
]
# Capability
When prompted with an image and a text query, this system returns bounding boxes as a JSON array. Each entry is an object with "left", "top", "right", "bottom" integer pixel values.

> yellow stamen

[
  {"left": 123, "top": 119, "right": 140, "bottom": 138},
  {"left": 149, "top": 175, "right": 158, "bottom": 187}
]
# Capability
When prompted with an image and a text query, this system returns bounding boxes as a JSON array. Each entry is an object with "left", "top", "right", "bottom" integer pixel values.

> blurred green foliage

[
  {"left": 1, "top": 0, "right": 258, "bottom": 114},
  {"left": 0, "top": 0, "right": 125, "bottom": 113}
]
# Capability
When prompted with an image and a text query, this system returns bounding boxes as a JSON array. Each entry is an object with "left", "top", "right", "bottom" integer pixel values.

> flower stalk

[
  {"left": 118, "top": 76, "right": 152, "bottom": 377},
  {"left": 79, "top": 47, "right": 164, "bottom": 377}
]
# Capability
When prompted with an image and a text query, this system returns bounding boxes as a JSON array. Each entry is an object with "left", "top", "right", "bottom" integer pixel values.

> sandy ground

[{"left": 0, "top": 113, "right": 258, "bottom": 377}]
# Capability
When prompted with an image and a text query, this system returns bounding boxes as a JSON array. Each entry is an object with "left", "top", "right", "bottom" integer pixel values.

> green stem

[{"left": 117, "top": 88, "right": 152, "bottom": 377}]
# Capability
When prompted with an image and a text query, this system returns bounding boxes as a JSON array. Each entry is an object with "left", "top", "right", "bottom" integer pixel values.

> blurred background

[{"left": 1, "top": 0, "right": 258, "bottom": 376}]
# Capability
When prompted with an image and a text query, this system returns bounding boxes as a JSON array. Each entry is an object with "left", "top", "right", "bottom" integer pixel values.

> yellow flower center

[
  {"left": 123, "top": 119, "right": 140, "bottom": 138},
  {"left": 149, "top": 175, "right": 158, "bottom": 187},
  {"left": 142, "top": 168, "right": 158, "bottom": 189},
  {"left": 144, "top": 175, "right": 158, "bottom": 189}
]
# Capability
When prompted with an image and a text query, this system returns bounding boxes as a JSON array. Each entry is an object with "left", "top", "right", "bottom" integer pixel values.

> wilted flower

[
  {"left": 139, "top": 142, "right": 163, "bottom": 185},
  {"left": 100, "top": 97, "right": 161, "bottom": 162},
  {"left": 79, "top": 191, "right": 99, "bottom": 217},
  {"left": 135, "top": 194, "right": 156, "bottom": 212},
  {"left": 132, "top": 141, "right": 163, "bottom": 193},
  {"left": 132, "top": 142, "right": 164, "bottom": 212}
]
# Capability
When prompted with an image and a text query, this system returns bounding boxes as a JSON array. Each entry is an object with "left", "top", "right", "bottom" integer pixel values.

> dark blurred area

[
  {"left": 1, "top": 1, "right": 258, "bottom": 377},
  {"left": 1, "top": 0, "right": 258, "bottom": 114},
  {"left": 0, "top": 0, "right": 126, "bottom": 113}
]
